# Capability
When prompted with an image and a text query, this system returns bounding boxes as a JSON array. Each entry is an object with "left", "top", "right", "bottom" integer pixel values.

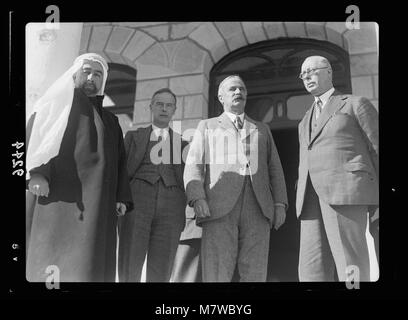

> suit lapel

[
  {"left": 241, "top": 115, "right": 258, "bottom": 140},
  {"left": 218, "top": 112, "right": 236, "bottom": 131},
  {"left": 310, "top": 90, "right": 347, "bottom": 145},
  {"left": 137, "top": 125, "right": 152, "bottom": 158},
  {"left": 169, "top": 128, "right": 184, "bottom": 187},
  {"left": 304, "top": 104, "right": 314, "bottom": 144},
  {"left": 127, "top": 126, "right": 152, "bottom": 179}
]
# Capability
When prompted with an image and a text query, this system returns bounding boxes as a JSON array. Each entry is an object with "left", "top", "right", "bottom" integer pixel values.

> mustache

[
  {"left": 84, "top": 81, "right": 96, "bottom": 87},
  {"left": 82, "top": 82, "right": 97, "bottom": 92}
]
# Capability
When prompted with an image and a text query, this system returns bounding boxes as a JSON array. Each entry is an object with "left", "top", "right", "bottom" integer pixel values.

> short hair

[
  {"left": 218, "top": 75, "right": 245, "bottom": 97},
  {"left": 151, "top": 88, "right": 177, "bottom": 105}
]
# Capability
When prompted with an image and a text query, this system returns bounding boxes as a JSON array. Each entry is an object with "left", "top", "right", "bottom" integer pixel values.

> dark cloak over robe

[{"left": 26, "top": 88, "right": 133, "bottom": 282}]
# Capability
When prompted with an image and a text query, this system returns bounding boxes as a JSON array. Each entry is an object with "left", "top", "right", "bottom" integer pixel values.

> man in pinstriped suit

[{"left": 296, "top": 56, "right": 379, "bottom": 282}]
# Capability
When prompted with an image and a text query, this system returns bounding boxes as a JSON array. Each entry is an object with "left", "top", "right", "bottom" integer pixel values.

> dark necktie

[{"left": 157, "top": 129, "right": 164, "bottom": 157}]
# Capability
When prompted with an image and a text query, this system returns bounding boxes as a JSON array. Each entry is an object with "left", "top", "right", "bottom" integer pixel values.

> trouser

[
  {"left": 201, "top": 177, "right": 270, "bottom": 282},
  {"left": 170, "top": 238, "right": 202, "bottom": 282},
  {"left": 118, "top": 179, "right": 185, "bottom": 282},
  {"left": 298, "top": 177, "right": 370, "bottom": 281}
]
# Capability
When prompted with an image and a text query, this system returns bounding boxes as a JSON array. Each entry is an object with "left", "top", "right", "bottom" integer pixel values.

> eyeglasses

[
  {"left": 299, "top": 67, "right": 328, "bottom": 80},
  {"left": 153, "top": 101, "right": 175, "bottom": 109}
]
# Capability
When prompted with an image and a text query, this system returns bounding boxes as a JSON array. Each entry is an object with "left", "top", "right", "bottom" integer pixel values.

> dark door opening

[{"left": 267, "top": 127, "right": 300, "bottom": 282}]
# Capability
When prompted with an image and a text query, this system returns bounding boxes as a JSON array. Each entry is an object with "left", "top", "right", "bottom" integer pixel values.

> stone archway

[
  {"left": 191, "top": 22, "right": 350, "bottom": 77},
  {"left": 190, "top": 22, "right": 377, "bottom": 111},
  {"left": 78, "top": 22, "right": 377, "bottom": 129}
]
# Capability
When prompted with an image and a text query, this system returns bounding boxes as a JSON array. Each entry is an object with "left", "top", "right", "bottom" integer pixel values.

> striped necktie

[
  {"left": 234, "top": 115, "right": 243, "bottom": 130},
  {"left": 315, "top": 97, "right": 323, "bottom": 120}
]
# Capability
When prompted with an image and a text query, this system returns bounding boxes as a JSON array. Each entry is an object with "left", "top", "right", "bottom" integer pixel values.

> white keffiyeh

[{"left": 26, "top": 53, "right": 109, "bottom": 179}]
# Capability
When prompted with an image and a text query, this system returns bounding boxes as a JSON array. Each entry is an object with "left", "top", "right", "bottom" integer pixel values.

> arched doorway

[{"left": 209, "top": 38, "right": 352, "bottom": 281}]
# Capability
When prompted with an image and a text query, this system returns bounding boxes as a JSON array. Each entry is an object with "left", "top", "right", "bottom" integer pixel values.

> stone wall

[
  {"left": 345, "top": 23, "right": 378, "bottom": 110},
  {"left": 79, "top": 22, "right": 379, "bottom": 135}
]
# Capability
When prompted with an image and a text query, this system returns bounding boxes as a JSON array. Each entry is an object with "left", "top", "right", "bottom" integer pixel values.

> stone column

[{"left": 26, "top": 22, "right": 83, "bottom": 120}]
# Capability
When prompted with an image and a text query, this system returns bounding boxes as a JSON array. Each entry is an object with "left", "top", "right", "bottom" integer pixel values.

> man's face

[
  {"left": 150, "top": 92, "right": 177, "bottom": 127},
  {"left": 218, "top": 77, "right": 247, "bottom": 114},
  {"left": 73, "top": 60, "right": 104, "bottom": 96},
  {"left": 301, "top": 57, "right": 332, "bottom": 96}
]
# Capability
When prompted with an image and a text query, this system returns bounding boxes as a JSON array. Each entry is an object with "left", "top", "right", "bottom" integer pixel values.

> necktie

[
  {"left": 157, "top": 129, "right": 164, "bottom": 157},
  {"left": 234, "top": 116, "right": 243, "bottom": 130},
  {"left": 315, "top": 98, "right": 322, "bottom": 120},
  {"left": 156, "top": 128, "right": 168, "bottom": 141}
]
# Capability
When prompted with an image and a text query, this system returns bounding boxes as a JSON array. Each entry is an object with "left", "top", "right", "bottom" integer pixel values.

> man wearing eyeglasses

[
  {"left": 118, "top": 88, "right": 188, "bottom": 282},
  {"left": 296, "top": 56, "right": 378, "bottom": 281}
]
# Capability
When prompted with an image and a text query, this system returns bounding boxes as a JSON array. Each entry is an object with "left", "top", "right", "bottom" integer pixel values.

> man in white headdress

[{"left": 26, "top": 53, "right": 133, "bottom": 282}]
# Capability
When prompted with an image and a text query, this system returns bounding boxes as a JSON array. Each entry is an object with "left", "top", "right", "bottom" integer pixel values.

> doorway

[{"left": 267, "top": 127, "right": 300, "bottom": 281}]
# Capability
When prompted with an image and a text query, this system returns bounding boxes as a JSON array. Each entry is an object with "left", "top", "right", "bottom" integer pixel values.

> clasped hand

[
  {"left": 28, "top": 174, "right": 49, "bottom": 197},
  {"left": 193, "top": 199, "right": 211, "bottom": 218}
]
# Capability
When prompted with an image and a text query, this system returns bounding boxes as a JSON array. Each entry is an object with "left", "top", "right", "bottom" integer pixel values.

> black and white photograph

[{"left": 6, "top": 3, "right": 403, "bottom": 306}]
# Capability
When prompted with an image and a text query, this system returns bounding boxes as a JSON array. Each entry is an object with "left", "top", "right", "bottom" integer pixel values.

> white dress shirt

[
  {"left": 315, "top": 87, "right": 335, "bottom": 110},
  {"left": 225, "top": 111, "right": 245, "bottom": 126},
  {"left": 152, "top": 124, "right": 169, "bottom": 140}
]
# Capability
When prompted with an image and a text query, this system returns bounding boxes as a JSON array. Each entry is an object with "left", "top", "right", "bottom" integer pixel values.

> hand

[
  {"left": 28, "top": 173, "right": 49, "bottom": 197},
  {"left": 273, "top": 206, "right": 286, "bottom": 230},
  {"left": 368, "top": 206, "right": 379, "bottom": 222},
  {"left": 193, "top": 199, "right": 211, "bottom": 218},
  {"left": 116, "top": 202, "right": 127, "bottom": 216}
]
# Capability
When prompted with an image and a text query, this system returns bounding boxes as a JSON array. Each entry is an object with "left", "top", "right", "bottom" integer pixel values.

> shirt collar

[
  {"left": 152, "top": 124, "right": 169, "bottom": 139},
  {"left": 225, "top": 111, "right": 245, "bottom": 124},
  {"left": 315, "top": 87, "right": 335, "bottom": 108}
]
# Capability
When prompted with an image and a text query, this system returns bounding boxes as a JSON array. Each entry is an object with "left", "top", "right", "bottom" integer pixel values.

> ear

[{"left": 218, "top": 94, "right": 223, "bottom": 105}]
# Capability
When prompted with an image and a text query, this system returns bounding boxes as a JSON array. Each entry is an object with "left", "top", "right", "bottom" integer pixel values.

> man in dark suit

[
  {"left": 296, "top": 56, "right": 379, "bottom": 281},
  {"left": 118, "top": 88, "right": 187, "bottom": 282},
  {"left": 184, "top": 75, "right": 288, "bottom": 282}
]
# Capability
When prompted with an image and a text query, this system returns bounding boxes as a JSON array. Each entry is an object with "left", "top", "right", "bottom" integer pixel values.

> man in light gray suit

[
  {"left": 296, "top": 56, "right": 379, "bottom": 281},
  {"left": 184, "top": 75, "right": 288, "bottom": 282}
]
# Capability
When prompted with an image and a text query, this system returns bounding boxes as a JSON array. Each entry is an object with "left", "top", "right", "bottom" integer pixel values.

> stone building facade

[{"left": 78, "top": 22, "right": 378, "bottom": 136}]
